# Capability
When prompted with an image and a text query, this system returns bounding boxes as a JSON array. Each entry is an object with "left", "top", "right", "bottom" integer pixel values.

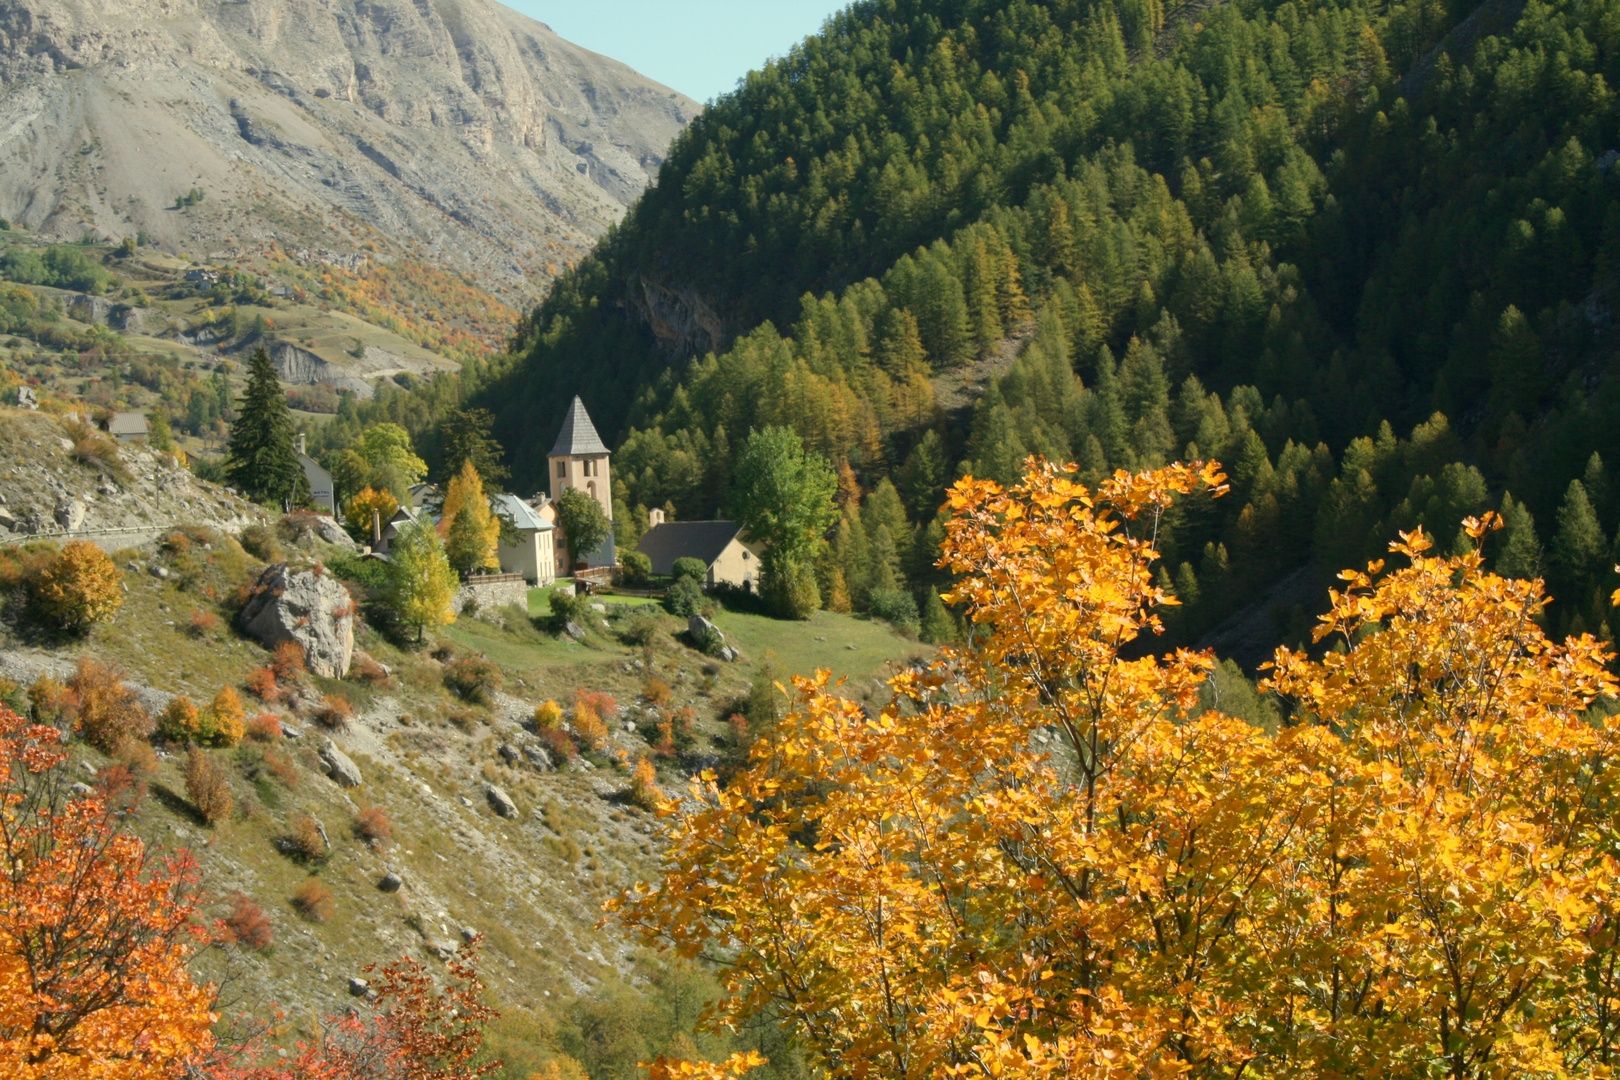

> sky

[{"left": 508, "top": 1, "right": 846, "bottom": 104}]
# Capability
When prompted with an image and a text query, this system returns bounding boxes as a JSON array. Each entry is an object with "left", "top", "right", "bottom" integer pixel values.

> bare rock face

[
  {"left": 0, "top": 0, "right": 699, "bottom": 302},
  {"left": 238, "top": 563, "right": 354, "bottom": 678}
]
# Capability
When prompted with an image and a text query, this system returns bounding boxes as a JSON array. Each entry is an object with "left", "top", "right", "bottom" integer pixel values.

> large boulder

[
  {"left": 485, "top": 784, "right": 519, "bottom": 819},
  {"left": 320, "top": 739, "right": 363, "bottom": 788},
  {"left": 238, "top": 563, "right": 354, "bottom": 677}
]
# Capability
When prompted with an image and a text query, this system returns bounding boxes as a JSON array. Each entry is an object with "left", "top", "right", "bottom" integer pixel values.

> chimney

[
  {"left": 295, "top": 432, "right": 306, "bottom": 456},
  {"left": 648, "top": 507, "right": 665, "bottom": 527},
  {"left": 372, "top": 508, "right": 382, "bottom": 550}
]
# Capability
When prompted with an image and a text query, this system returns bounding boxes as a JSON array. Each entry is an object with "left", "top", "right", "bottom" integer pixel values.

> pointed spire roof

[{"left": 548, "top": 396, "right": 609, "bottom": 457}]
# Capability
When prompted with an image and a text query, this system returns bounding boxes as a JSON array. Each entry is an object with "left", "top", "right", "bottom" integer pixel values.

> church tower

[{"left": 547, "top": 398, "right": 615, "bottom": 572}]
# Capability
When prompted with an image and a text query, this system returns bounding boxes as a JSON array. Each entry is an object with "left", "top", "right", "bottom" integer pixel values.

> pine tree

[
  {"left": 439, "top": 407, "right": 508, "bottom": 489},
  {"left": 1551, "top": 479, "right": 1608, "bottom": 591},
  {"left": 226, "top": 348, "right": 310, "bottom": 507},
  {"left": 387, "top": 521, "right": 458, "bottom": 642},
  {"left": 895, "top": 431, "right": 948, "bottom": 519},
  {"left": 918, "top": 587, "right": 956, "bottom": 644}
]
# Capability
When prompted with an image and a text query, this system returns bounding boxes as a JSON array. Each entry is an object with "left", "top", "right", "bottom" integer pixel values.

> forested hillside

[{"left": 329, "top": 0, "right": 1620, "bottom": 642}]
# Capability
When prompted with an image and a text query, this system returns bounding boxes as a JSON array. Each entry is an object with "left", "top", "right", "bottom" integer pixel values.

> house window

[
  {"left": 556, "top": 460, "right": 566, "bottom": 478},
  {"left": 742, "top": 550, "right": 751, "bottom": 560}
]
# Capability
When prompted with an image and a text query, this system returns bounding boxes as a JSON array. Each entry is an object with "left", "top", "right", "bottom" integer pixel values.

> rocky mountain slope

[{"left": 0, "top": 0, "right": 698, "bottom": 305}]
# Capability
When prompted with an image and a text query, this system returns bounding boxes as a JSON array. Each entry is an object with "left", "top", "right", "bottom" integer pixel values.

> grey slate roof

[
  {"left": 494, "top": 493, "right": 553, "bottom": 532},
  {"left": 548, "top": 396, "right": 609, "bottom": 457},
  {"left": 635, "top": 521, "right": 744, "bottom": 576}
]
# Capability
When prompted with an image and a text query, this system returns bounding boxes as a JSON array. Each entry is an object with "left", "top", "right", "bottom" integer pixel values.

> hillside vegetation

[{"left": 328, "top": 0, "right": 1619, "bottom": 645}]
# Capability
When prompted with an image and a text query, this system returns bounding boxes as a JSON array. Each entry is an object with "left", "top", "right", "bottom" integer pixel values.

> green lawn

[
  {"left": 710, "top": 608, "right": 929, "bottom": 685},
  {"left": 527, "top": 584, "right": 659, "bottom": 617}
]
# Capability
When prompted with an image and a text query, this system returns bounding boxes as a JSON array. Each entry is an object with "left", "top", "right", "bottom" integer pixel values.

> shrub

[
  {"left": 572, "top": 698, "right": 609, "bottom": 753},
  {"left": 447, "top": 708, "right": 482, "bottom": 732},
  {"left": 312, "top": 693, "right": 354, "bottom": 730},
  {"left": 652, "top": 720, "right": 676, "bottom": 760},
  {"left": 664, "top": 576, "right": 703, "bottom": 617},
  {"left": 269, "top": 641, "right": 307, "bottom": 680},
  {"left": 207, "top": 687, "right": 246, "bottom": 746},
  {"left": 868, "top": 588, "right": 920, "bottom": 631},
  {"left": 618, "top": 608, "right": 660, "bottom": 647},
  {"left": 32, "top": 541, "right": 124, "bottom": 630},
  {"left": 627, "top": 757, "right": 661, "bottom": 811},
  {"left": 688, "top": 619, "right": 724, "bottom": 655},
  {"left": 185, "top": 747, "right": 233, "bottom": 825},
  {"left": 157, "top": 696, "right": 203, "bottom": 743},
  {"left": 619, "top": 550, "right": 652, "bottom": 585},
  {"left": 443, "top": 657, "right": 502, "bottom": 705},
  {"left": 671, "top": 557, "right": 708, "bottom": 583},
  {"left": 549, "top": 585, "right": 589, "bottom": 627},
  {"left": 533, "top": 700, "right": 563, "bottom": 731},
  {"left": 237, "top": 524, "right": 281, "bottom": 563},
  {"left": 353, "top": 805, "right": 392, "bottom": 848},
  {"left": 26, "top": 675, "right": 75, "bottom": 725},
  {"left": 186, "top": 609, "right": 220, "bottom": 638},
  {"left": 246, "top": 712, "right": 282, "bottom": 742},
  {"left": 351, "top": 653, "right": 391, "bottom": 686},
  {"left": 245, "top": 667, "right": 279, "bottom": 702},
  {"left": 263, "top": 749, "right": 299, "bottom": 787},
  {"left": 222, "top": 892, "right": 273, "bottom": 952},
  {"left": 68, "top": 659, "right": 151, "bottom": 753},
  {"left": 284, "top": 813, "right": 327, "bottom": 861},
  {"left": 578, "top": 690, "right": 616, "bottom": 717},
  {"left": 643, "top": 676, "right": 672, "bottom": 707},
  {"left": 328, "top": 554, "right": 390, "bottom": 590},
  {"left": 539, "top": 726, "right": 576, "bottom": 764},
  {"left": 97, "top": 740, "right": 156, "bottom": 814},
  {"left": 290, "top": 877, "right": 333, "bottom": 923}
]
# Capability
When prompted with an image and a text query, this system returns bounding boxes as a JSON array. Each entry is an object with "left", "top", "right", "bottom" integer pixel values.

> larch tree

[
  {"left": 385, "top": 521, "right": 458, "bottom": 642},
  {"left": 225, "top": 348, "right": 310, "bottom": 508},
  {"left": 438, "top": 461, "right": 499, "bottom": 575},
  {"left": 616, "top": 456, "right": 1620, "bottom": 1080},
  {"left": 0, "top": 704, "right": 216, "bottom": 1078}
]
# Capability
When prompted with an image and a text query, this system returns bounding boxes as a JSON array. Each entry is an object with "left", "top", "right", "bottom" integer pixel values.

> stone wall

[{"left": 456, "top": 573, "right": 528, "bottom": 614}]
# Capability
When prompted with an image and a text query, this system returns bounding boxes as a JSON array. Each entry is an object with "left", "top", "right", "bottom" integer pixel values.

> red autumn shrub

[{"left": 222, "top": 892, "right": 273, "bottom": 952}]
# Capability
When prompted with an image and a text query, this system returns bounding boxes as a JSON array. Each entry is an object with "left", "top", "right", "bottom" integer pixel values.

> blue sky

[{"left": 508, "top": 1, "right": 846, "bottom": 104}]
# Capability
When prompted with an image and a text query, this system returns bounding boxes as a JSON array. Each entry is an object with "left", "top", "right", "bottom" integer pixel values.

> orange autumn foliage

[
  {"left": 0, "top": 703, "right": 215, "bottom": 1078},
  {"left": 615, "top": 458, "right": 1620, "bottom": 1080}
]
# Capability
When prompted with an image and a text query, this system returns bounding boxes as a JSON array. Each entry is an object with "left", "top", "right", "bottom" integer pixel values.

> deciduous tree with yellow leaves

[
  {"left": 616, "top": 457, "right": 1620, "bottom": 1080},
  {"left": 440, "top": 461, "right": 499, "bottom": 577}
]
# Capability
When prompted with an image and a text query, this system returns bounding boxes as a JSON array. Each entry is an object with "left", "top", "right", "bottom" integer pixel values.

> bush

[
  {"left": 578, "top": 690, "right": 616, "bottom": 719},
  {"left": 627, "top": 757, "right": 661, "bottom": 811},
  {"left": 157, "top": 696, "right": 203, "bottom": 744},
  {"left": 664, "top": 576, "right": 703, "bottom": 618},
  {"left": 263, "top": 749, "right": 298, "bottom": 787},
  {"left": 618, "top": 608, "right": 660, "bottom": 647},
  {"left": 328, "top": 554, "right": 391, "bottom": 590},
  {"left": 867, "top": 588, "right": 920, "bottom": 631},
  {"left": 549, "top": 586, "right": 589, "bottom": 627},
  {"left": 290, "top": 877, "right": 333, "bottom": 923},
  {"left": 642, "top": 676, "right": 672, "bottom": 707},
  {"left": 237, "top": 524, "right": 281, "bottom": 563},
  {"left": 312, "top": 693, "right": 354, "bottom": 730},
  {"left": 222, "top": 892, "right": 273, "bottom": 952},
  {"left": 284, "top": 813, "right": 327, "bottom": 861},
  {"left": 688, "top": 620, "right": 724, "bottom": 655},
  {"left": 447, "top": 708, "right": 482, "bottom": 732},
  {"left": 572, "top": 692, "right": 611, "bottom": 752},
  {"left": 185, "top": 747, "right": 233, "bottom": 825},
  {"left": 187, "top": 609, "right": 221, "bottom": 638},
  {"left": 533, "top": 700, "right": 563, "bottom": 731},
  {"left": 538, "top": 726, "right": 576, "bottom": 764},
  {"left": 245, "top": 667, "right": 279, "bottom": 702},
  {"left": 269, "top": 641, "right": 306, "bottom": 680},
  {"left": 351, "top": 653, "right": 391, "bottom": 686},
  {"left": 443, "top": 657, "right": 502, "bottom": 705},
  {"left": 353, "top": 805, "right": 392, "bottom": 848},
  {"left": 619, "top": 550, "right": 652, "bottom": 585},
  {"left": 26, "top": 674, "right": 74, "bottom": 725},
  {"left": 207, "top": 687, "right": 246, "bottom": 745},
  {"left": 68, "top": 659, "right": 151, "bottom": 753},
  {"left": 671, "top": 557, "right": 708, "bottom": 583},
  {"left": 32, "top": 541, "right": 124, "bottom": 631},
  {"left": 246, "top": 712, "right": 282, "bottom": 742},
  {"left": 97, "top": 740, "right": 156, "bottom": 814}
]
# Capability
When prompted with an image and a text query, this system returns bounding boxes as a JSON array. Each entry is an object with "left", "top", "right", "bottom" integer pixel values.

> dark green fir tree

[{"left": 225, "top": 348, "right": 310, "bottom": 508}]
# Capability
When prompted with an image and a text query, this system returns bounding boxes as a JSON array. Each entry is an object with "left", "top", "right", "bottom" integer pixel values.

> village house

[
  {"left": 101, "top": 411, "right": 148, "bottom": 442},
  {"left": 494, "top": 492, "right": 558, "bottom": 586},
  {"left": 294, "top": 433, "right": 335, "bottom": 514},
  {"left": 635, "top": 511, "right": 765, "bottom": 592}
]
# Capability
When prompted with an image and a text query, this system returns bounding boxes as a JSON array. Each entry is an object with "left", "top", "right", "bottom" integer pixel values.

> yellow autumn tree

[
  {"left": 439, "top": 460, "right": 499, "bottom": 575},
  {"left": 32, "top": 541, "right": 123, "bottom": 631},
  {"left": 344, "top": 486, "right": 399, "bottom": 535},
  {"left": 615, "top": 458, "right": 1620, "bottom": 1080}
]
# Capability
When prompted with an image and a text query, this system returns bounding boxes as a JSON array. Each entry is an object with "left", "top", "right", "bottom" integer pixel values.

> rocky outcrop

[
  {"left": 485, "top": 784, "right": 518, "bottom": 819},
  {"left": 267, "top": 342, "right": 376, "bottom": 399},
  {"left": 0, "top": 0, "right": 698, "bottom": 298},
  {"left": 238, "top": 564, "right": 355, "bottom": 678},
  {"left": 320, "top": 738, "right": 363, "bottom": 788}
]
